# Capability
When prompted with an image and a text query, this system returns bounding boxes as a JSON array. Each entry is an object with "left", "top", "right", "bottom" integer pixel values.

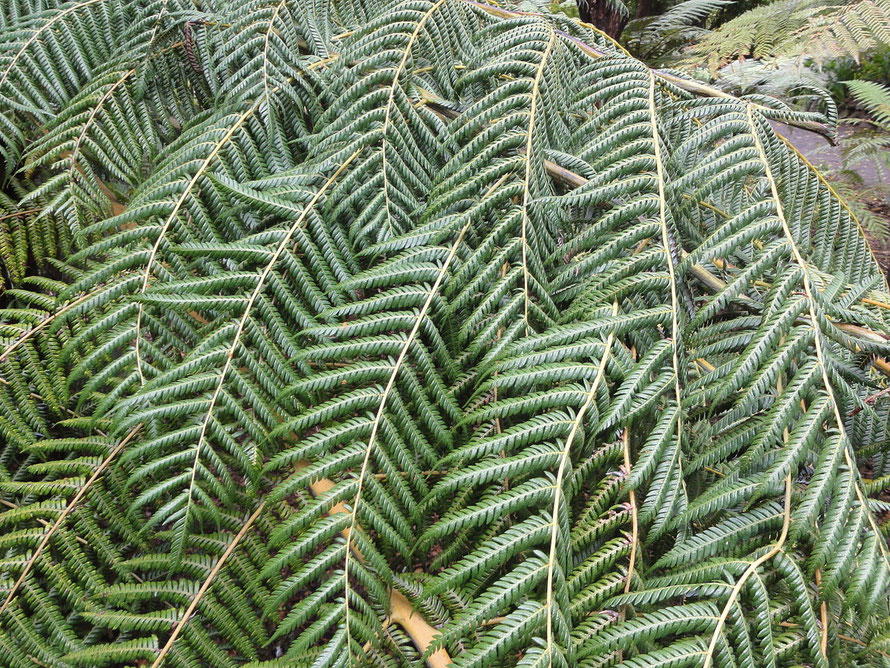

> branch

[
  {"left": 296, "top": 462, "right": 453, "bottom": 667},
  {"left": 389, "top": 589, "right": 451, "bottom": 668}
]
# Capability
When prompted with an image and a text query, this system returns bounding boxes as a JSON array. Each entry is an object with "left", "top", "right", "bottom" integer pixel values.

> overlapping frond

[
  {"left": 1, "top": 0, "right": 889, "bottom": 666},
  {"left": 582, "top": 91, "right": 890, "bottom": 668}
]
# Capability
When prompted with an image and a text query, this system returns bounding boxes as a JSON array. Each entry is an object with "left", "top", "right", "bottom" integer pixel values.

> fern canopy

[{"left": 1, "top": 1, "right": 890, "bottom": 666}]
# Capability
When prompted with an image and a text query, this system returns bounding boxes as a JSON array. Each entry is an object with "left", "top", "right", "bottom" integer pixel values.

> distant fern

[
  {"left": 1, "top": 1, "right": 890, "bottom": 667},
  {"left": 687, "top": 0, "right": 890, "bottom": 68}
]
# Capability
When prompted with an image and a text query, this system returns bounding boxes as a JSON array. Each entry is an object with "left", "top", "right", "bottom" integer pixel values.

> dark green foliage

[{"left": 1, "top": 1, "right": 890, "bottom": 666}]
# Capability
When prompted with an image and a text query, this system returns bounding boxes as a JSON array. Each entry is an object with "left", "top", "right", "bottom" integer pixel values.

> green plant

[
  {"left": 823, "top": 47, "right": 890, "bottom": 105},
  {"left": 826, "top": 81, "right": 890, "bottom": 224},
  {"left": 684, "top": 0, "right": 890, "bottom": 70},
  {"left": 1, "top": 1, "right": 890, "bottom": 667}
]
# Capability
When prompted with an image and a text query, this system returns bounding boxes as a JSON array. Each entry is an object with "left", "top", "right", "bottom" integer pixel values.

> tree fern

[
  {"left": 687, "top": 0, "right": 890, "bottom": 68},
  {"left": 1, "top": 0, "right": 889, "bottom": 666}
]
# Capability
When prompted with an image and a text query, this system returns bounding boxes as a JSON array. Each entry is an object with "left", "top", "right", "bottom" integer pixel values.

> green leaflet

[{"left": 0, "top": 0, "right": 889, "bottom": 666}]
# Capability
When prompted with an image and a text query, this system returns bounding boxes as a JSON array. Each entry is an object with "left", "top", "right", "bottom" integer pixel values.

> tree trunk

[
  {"left": 576, "top": 0, "right": 629, "bottom": 38},
  {"left": 635, "top": 0, "right": 653, "bottom": 19}
]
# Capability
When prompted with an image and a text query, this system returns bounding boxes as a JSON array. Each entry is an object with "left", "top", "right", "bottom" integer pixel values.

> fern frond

[{"left": 1, "top": 1, "right": 889, "bottom": 666}]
